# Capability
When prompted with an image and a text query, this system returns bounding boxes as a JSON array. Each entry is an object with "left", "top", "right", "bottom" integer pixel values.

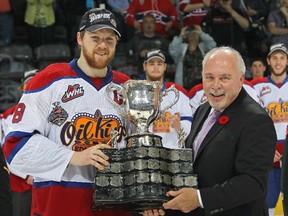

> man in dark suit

[
  {"left": 0, "top": 146, "right": 12, "bottom": 215},
  {"left": 282, "top": 136, "right": 288, "bottom": 216},
  {"left": 160, "top": 46, "right": 277, "bottom": 216}
]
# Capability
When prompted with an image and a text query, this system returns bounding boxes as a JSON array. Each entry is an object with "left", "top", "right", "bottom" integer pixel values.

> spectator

[
  {"left": 127, "top": 14, "right": 173, "bottom": 78},
  {"left": 179, "top": 0, "right": 211, "bottom": 26},
  {"left": 237, "top": 0, "right": 269, "bottom": 58},
  {"left": 267, "top": 0, "right": 288, "bottom": 47},
  {"left": 3, "top": 8, "right": 131, "bottom": 216},
  {"left": 107, "top": 0, "right": 134, "bottom": 42},
  {"left": 143, "top": 49, "right": 192, "bottom": 149},
  {"left": 56, "top": 0, "right": 87, "bottom": 49},
  {"left": 204, "top": 0, "right": 250, "bottom": 53},
  {"left": 0, "top": 0, "right": 13, "bottom": 47},
  {"left": 266, "top": 0, "right": 281, "bottom": 11},
  {"left": 124, "top": 0, "right": 179, "bottom": 39},
  {"left": 1, "top": 69, "right": 38, "bottom": 216},
  {"left": 24, "top": 0, "right": 56, "bottom": 48},
  {"left": 252, "top": 43, "right": 288, "bottom": 216},
  {"left": 169, "top": 25, "right": 216, "bottom": 89}
]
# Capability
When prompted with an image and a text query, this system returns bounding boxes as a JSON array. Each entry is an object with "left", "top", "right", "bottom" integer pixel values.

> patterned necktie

[{"left": 193, "top": 110, "right": 221, "bottom": 158}]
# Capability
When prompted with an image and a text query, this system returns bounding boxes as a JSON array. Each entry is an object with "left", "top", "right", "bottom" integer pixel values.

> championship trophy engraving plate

[{"left": 93, "top": 80, "right": 197, "bottom": 212}]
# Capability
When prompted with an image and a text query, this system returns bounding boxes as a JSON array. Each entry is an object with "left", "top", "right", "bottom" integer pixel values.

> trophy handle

[
  {"left": 159, "top": 85, "right": 180, "bottom": 118},
  {"left": 106, "top": 83, "right": 125, "bottom": 115}
]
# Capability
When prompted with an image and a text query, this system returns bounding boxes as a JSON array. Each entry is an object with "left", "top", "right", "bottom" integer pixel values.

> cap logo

[
  {"left": 268, "top": 43, "right": 288, "bottom": 56},
  {"left": 270, "top": 43, "right": 284, "bottom": 51},
  {"left": 147, "top": 50, "right": 163, "bottom": 58},
  {"left": 89, "top": 12, "right": 115, "bottom": 26}
]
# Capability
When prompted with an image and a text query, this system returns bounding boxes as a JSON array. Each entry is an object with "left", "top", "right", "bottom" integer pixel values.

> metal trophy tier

[{"left": 93, "top": 80, "right": 197, "bottom": 212}]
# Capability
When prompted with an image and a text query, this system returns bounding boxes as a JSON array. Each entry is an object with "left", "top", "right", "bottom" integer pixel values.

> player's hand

[
  {"left": 142, "top": 209, "right": 165, "bottom": 216},
  {"left": 69, "top": 144, "right": 111, "bottom": 170},
  {"left": 163, "top": 188, "right": 200, "bottom": 213},
  {"left": 26, "top": 175, "right": 33, "bottom": 185},
  {"left": 169, "top": 112, "right": 181, "bottom": 132},
  {"left": 274, "top": 150, "right": 282, "bottom": 163}
]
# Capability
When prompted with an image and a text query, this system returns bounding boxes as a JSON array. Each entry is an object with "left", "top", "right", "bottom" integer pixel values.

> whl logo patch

[
  {"left": 260, "top": 86, "right": 271, "bottom": 97},
  {"left": 62, "top": 84, "right": 84, "bottom": 103}
]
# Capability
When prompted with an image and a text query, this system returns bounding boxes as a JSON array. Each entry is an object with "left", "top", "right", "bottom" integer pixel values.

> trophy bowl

[{"left": 106, "top": 80, "right": 180, "bottom": 148}]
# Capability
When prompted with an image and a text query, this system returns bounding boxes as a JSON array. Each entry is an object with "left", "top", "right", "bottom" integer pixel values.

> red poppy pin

[{"left": 219, "top": 116, "right": 229, "bottom": 125}]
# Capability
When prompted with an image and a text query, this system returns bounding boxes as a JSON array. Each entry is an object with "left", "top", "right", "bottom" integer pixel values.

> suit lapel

[
  {"left": 195, "top": 114, "right": 225, "bottom": 160},
  {"left": 185, "top": 104, "right": 211, "bottom": 160}
]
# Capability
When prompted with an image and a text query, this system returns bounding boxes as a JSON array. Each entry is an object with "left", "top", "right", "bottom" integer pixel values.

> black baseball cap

[
  {"left": 145, "top": 49, "right": 166, "bottom": 62},
  {"left": 21, "top": 68, "right": 38, "bottom": 83},
  {"left": 79, "top": 8, "right": 121, "bottom": 37},
  {"left": 268, "top": 43, "right": 288, "bottom": 57}
]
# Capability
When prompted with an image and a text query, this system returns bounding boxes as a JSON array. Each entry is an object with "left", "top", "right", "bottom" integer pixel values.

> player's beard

[
  {"left": 271, "top": 68, "right": 287, "bottom": 77},
  {"left": 147, "top": 75, "right": 161, "bottom": 82},
  {"left": 82, "top": 45, "right": 115, "bottom": 69}
]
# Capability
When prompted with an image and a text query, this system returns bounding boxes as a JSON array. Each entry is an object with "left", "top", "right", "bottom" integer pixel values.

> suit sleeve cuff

[{"left": 197, "top": 189, "right": 204, "bottom": 208}]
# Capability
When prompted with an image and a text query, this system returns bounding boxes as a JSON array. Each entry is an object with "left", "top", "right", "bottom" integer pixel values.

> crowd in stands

[
  {"left": 0, "top": 1, "right": 285, "bottom": 83},
  {"left": 0, "top": 0, "right": 286, "bottom": 103}
]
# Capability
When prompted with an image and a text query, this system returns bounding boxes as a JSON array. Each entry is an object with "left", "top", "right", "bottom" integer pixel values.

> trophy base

[
  {"left": 125, "top": 133, "right": 162, "bottom": 147},
  {"left": 93, "top": 146, "right": 197, "bottom": 213},
  {"left": 93, "top": 195, "right": 169, "bottom": 212}
]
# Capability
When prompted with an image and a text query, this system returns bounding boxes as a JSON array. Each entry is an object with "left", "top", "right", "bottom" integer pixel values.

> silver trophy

[
  {"left": 106, "top": 80, "right": 179, "bottom": 147},
  {"left": 93, "top": 80, "right": 197, "bottom": 212}
]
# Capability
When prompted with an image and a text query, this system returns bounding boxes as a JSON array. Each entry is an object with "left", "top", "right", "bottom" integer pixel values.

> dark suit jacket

[
  {"left": 185, "top": 88, "right": 277, "bottom": 216},
  {"left": 282, "top": 136, "right": 288, "bottom": 216},
  {"left": 0, "top": 146, "right": 12, "bottom": 216}
]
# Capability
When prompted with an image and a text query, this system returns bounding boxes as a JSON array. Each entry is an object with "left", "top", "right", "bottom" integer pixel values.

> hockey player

[
  {"left": 1, "top": 68, "right": 38, "bottom": 216},
  {"left": 252, "top": 43, "right": 288, "bottom": 216},
  {"left": 3, "top": 8, "right": 131, "bottom": 216},
  {"left": 143, "top": 49, "right": 192, "bottom": 149}
]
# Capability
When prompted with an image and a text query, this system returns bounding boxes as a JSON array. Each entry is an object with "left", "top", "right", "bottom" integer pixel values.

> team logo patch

[
  {"left": 266, "top": 99, "right": 288, "bottom": 123},
  {"left": 153, "top": 111, "right": 171, "bottom": 133},
  {"left": 48, "top": 102, "right": 68, "bottom": 126},
  {"left": 62, "top": 84, "right": 84, "bottom": 103},
  {"left": 260, "top": 86, "right": 271, "bottom": 97},
  {"left": 60, "top": 109, "right": 126, "bottom": 151}
]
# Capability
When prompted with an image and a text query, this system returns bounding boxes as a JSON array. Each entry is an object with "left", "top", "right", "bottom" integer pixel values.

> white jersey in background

[{"left": 150, "top": 82, "right": 192, "bottom": 149}]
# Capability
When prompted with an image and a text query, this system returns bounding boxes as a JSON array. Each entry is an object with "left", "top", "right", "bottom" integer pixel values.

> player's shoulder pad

[
  {"left": 243, "top": 79, "right": 254, "bottom": 88},
  {"left": 188, "top": 83, "right": 204, "bottom": 98},
  {"left": 25, "top": 63, "right": 78, "bottom": 91},
  {"left": 112, "top": 70, "right": 130, "bottom": 84},
  {"left": 165, "top": 82, "right": 188, "bottom": 96}
]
